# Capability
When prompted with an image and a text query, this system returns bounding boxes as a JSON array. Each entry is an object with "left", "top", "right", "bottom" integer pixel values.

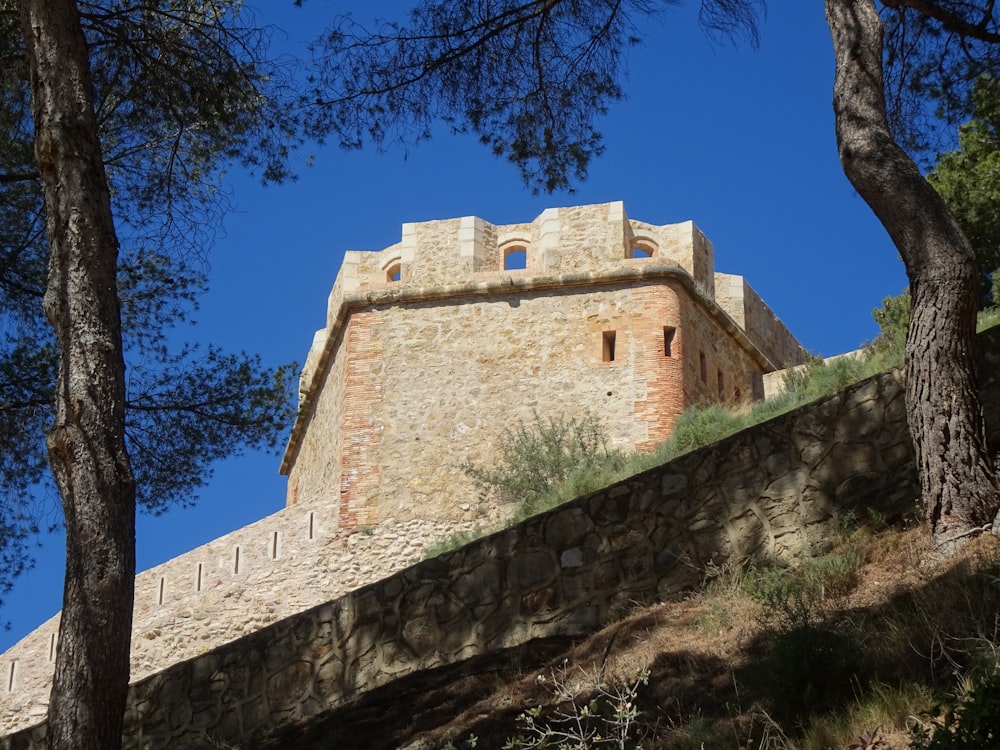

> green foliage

[
  {"left": 929, "top": 77, "right": 1000, "bottom": 307},
  {"left": 743, "top": 550, "right": 863, "bottom": 629},
  {"left": 781, "top": 355, "right": 869, "bottom": 405},
  {"left": 0, "top": 0, "right": 302, "bottom": 600},
  {"left": 912, "top": 670, "right": 1000, "bottom": 749},
  {"left": 424, "top": 527, "right": 488, "bottom": 559},
  {"left": 979, "top": 306, "right": 1000, "bottom": 332},
  {"left": 659, "top": 403, "right": 745, "bottom": 457},
  {"left": 463, "top": 411, "right": 626, "bottom": 520},
  {"left": 870, "top": 289, "right": 911, "bottom": 363}
]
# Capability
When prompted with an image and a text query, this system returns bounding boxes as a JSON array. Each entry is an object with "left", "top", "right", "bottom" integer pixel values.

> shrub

[
  {"left": 502, "top": 666, "right": 650, "bottom": 750},
  {"left": 912, "top": 670, "right": 1000, "bottom": 749},
  {"left": 463, "top": 410, "right": 623, "bottom": 517},
  {"left": 657, "top": 403, "right": 746, "bottom": 458},
  {"left": 870, "top": 289, "right": 910, "bottom": 363}
]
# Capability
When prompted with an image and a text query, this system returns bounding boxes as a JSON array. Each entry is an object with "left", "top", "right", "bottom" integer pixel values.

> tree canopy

[
  {"left": 929, "top": 76, "right": 1000, "bottom": 305},
  {"left": 305, "top": 0, "right": 762, "bottom": 193},
  {"left": 0, "top": 0, "right": 300, "bottom": 603}
]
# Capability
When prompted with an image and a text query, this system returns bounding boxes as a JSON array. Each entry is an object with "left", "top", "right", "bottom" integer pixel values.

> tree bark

[
  {"left": 825, "top": 0, "right": 1000, "bottom": 547},
  {"left": 18, "top": 1, "right": 136, "bottom": 748}
]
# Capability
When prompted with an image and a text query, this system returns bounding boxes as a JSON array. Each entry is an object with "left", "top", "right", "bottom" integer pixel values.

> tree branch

[
  {"left": 882, "top": 0, "right": 1000, "bottom": 43},
  {"left": 0, "top": 171, "right": 38, "bottom": 183}
]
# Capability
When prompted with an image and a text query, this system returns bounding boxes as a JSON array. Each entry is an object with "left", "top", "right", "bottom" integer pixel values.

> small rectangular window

[
  {"left": 602, "top": 330, "right": 617, "bottom": 362},
  {"left": 663, "top": 327, "right": 676, "bottom": 357},
  {"left": 717, "top": 370, "right": 725, "bottom": 399},
  {"left": 699, "top": 351, "right": 707, "bottom": 383}
]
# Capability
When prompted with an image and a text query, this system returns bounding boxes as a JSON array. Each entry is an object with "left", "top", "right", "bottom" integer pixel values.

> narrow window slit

[
  {"left": 271, "top": 531, "right": 279, "bottom": 560},
  {"left": 196, "top": 563, "right": 203, "bottom": 592},
  {"left": 602, "top": 330, "right": 617, "bottom": 362},
  {"left": 308, "top": 512, "right": 315, "bottom": 540},
  {"left": 158, "top": 577, "right": 165, "bottom": 606},
  {"left": 663, "top": 327, "right": 676, "bottom": 357},
  {"left": 7, "top": 661, "right": 15, "bottom": 692},
  {"left": 48, "top": 633, "right": 56, "bottom": 662},
  {"left": 233, "top": 546, "right": 241, "bottom": 575}
]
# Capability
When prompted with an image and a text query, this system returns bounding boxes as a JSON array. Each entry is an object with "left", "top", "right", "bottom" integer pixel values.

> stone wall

[
  {"left": 0, "top": 501, "right": 477, "bottom": 738},
  {"left": 715, "top": 272, "right": 807, "bottom": 372},
  {"left": 283, "top": 269, "right": 783, "bottom": 529},
  {"left": 13, "top": 326, "right": 999, "bottom": 749},
  {"left": 282, "top": 201, "right": 810, "bottom": 529}
]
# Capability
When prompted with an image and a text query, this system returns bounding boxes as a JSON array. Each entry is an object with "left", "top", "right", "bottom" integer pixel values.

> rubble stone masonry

[{"left": 6, "top": 325, "right": 1000, "bottom": 749}]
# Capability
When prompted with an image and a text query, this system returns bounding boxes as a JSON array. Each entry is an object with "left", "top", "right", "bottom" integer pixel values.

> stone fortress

[
  {"left": 283, "top": 200, "right": 809, "bottom": 529},
  {"left": 0, "top": 201, "right": 809, "bottom": 737}
]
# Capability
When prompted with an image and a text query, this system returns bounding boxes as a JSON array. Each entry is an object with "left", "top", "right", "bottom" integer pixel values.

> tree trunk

[
  {"left": 825, "top": 0, "right": 1000, "bottom": 548},
  {"left": 18, "top": 1, "right": 136, "bottom": 748}
]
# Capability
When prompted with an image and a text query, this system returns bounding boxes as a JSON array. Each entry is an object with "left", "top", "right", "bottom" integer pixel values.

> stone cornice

[{"left": 279, "top": 263, "right": 777, "bottom": 475}]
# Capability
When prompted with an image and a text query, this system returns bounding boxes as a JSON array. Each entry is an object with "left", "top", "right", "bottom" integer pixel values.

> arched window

[
  {"left": 630, "top": 238, "right": 657, "bottom": 259},
  {"left": 383, "top": 258, "right": 402, "bottom": 282},
  {"left": 503, "top": 245, "right": 527, "bottom": 270}
]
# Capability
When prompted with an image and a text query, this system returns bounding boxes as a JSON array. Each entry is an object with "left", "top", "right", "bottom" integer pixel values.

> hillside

[{"left": 263, "top": 523, "right": 1000, "bottom": 750}]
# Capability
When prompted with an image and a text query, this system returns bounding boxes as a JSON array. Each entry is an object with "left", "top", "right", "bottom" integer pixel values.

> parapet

[{"left": 329, "top": 201, "right": 714, "bottom": 304}]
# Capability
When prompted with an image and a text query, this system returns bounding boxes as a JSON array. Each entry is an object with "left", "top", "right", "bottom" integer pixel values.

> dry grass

[{"left": 266, "top": 522, "right": 1000, "bottom": 750}]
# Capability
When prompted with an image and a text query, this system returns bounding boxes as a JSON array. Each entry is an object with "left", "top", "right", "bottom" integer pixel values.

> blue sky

[{"left": 0, "top": 1, "right": 910, "bottom": 652}]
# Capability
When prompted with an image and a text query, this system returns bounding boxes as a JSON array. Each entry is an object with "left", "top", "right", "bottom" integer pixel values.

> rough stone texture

[
  {"left": 0, "top": 506, "right": 475, "bottom": 738},
  {"left": 283, "top": 201, "right": 808, "bottom": 530},
  {"left": 8, "top": 325, "right": 1000, "bottom": 749}
]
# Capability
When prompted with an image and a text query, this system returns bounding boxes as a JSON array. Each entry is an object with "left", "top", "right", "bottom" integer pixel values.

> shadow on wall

[{"left": 6, "top": 327, "right": 1000, "bottom": 750}]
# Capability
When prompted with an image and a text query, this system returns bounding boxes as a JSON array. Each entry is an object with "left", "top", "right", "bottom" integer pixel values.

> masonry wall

[
  {"left": 0, "top": 501, "right": 477, "bottom": 737},
  {"left": 715, "top": 272, "right": 807, "bottom": 370},
  {"left": 282, "top": 202, "right": 809, "bottom": 529},
  {"left": 285, "top": 274, "right": 771, "bottom": 529},
  {"left": 13, "top": 323, "right": 999, "bottom": 750}
]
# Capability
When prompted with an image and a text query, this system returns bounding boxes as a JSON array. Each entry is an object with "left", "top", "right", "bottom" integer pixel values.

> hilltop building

[{"left": 281, "top": 201, "right": 809, "bottom": 529}]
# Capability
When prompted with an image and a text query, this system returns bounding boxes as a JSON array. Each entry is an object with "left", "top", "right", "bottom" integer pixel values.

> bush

[
  {"left": 870, "top": 289, "right": 910, "bottom": 363},
  {"left": 463, "top": 411, "right": 623, "bottom": 517},
  {"left": 912, "top": 670, "right": 1000, "bottom": 749},
  {"left": 502, "top": 666, "right": 650, "bottom": 750},
  {"left": 658, "top": 403, "right": 746, "bottom": 457}
]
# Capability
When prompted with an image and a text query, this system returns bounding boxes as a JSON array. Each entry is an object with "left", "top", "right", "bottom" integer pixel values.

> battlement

[{"left": 334, "top": 201, "right": 714, "bottom": 295}]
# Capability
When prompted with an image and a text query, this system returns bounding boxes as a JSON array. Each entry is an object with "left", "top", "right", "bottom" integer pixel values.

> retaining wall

[{"left": 4, "top": 327, "right": 998, "bottom": 749}]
